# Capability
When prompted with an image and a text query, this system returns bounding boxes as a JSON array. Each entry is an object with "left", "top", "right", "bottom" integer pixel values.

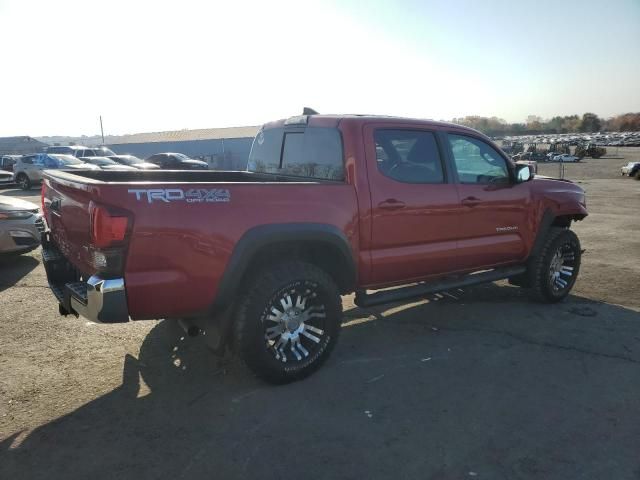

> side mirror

[{"left": 515, "top": 163, "right": 533, "bottom": 183}]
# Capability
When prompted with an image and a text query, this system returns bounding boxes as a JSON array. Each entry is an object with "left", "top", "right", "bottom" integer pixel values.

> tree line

[{"left": 450, "top": 112, "right": 640, "bottom": 137}]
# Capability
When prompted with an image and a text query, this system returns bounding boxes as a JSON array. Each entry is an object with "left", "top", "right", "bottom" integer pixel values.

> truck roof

[{"left": 262, "top": 114, "right": 486, "bottom": 138}]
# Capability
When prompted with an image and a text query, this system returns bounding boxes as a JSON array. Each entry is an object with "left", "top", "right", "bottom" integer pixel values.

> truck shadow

[
  {"left": 2, "top": 283, "right": 640, "bottom": 479},
  {"left": 0, "top": 254, "right": 39, "bottom": 292}
]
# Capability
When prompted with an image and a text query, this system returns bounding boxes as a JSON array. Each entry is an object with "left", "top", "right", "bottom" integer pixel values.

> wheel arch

[
  {"left": 211, "top": 223, "right": 357, "bottom": 313},
  {"left": 530, "top": 209, "right": 585, "bottom": 259}
]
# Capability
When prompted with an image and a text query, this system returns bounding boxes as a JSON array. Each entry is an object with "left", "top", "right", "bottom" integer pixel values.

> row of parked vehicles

[
  {"left": 499, "top": 132, "right": 640, "bottom": 147},
  {"left": 0, "top": 146, "right": 209, "bottom": 190}
]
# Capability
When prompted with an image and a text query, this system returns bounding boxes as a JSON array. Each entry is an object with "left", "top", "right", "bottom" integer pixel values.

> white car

[
  {"left": 621, "top": 162, "right": 640, "bottom": 177},
  {"left": 552, "top": 154, "right": 580, "bottom": 162}
]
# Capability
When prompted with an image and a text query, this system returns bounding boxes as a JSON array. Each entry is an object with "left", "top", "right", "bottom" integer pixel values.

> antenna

[
  {"left": 303, "top": 107, "right": 319, "bottom": 115},
  {"left": 99, "top": 116, "right": 105, "bottom": 145}
]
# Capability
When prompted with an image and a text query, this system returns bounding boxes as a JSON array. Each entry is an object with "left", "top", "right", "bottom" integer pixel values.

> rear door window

[
  {"left": 248, "top": 127, "right": 344, "bottom": 181},
  {"left": 374, "top": 129, "right": 445, "bottom": 184}
]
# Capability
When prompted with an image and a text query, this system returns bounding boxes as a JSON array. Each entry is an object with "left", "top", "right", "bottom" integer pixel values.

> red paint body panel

[{"left": 42, "top": 115, "right": 587, "bottom": 320}]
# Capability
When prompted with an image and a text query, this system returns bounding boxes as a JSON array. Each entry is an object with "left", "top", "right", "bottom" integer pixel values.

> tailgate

[{"left": 42, "top": 175, "right": 96, "bottom": 275}]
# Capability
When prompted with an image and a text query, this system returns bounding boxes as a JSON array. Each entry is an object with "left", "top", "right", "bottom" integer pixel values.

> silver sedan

[{"left": 0, "top": 195, "right": 44, "bottom": 255}]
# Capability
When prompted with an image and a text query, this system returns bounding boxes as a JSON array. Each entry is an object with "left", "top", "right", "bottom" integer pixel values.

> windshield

[
  {"left": 50, "top": 154, "right": 82, "bottom": 165},
  {"left": 95, "top": 147, "right": 116, "bottom": 156},
  {"left": 173, "top": 153, "right": 191, "bottom": 161}
]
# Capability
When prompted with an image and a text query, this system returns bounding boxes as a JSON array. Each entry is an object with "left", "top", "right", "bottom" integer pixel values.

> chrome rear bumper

[{"left": 42, "top": 235, "right": 129, "bottom": 323}]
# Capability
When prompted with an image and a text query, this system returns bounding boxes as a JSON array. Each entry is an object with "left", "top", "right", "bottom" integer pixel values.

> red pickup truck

[{"left": 41, "top": 113, "right": 587, "bottom": 383}]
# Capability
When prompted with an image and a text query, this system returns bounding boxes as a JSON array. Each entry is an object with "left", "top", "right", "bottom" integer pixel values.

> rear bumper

[{"left": 41, "top": 235, "right": 129, "bottom": 323}]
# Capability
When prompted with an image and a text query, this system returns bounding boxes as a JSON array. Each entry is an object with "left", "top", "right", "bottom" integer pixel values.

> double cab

[{"left": 41, "top": 113, "right": 587, "bottom": 383}]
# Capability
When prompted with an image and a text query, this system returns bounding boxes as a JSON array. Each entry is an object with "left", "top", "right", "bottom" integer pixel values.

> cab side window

[
  {"left": 447, "top": 134, "right": 510, "bottom": 185},
  {"left": 374, "top": 129, "right": 445, "bottom": 184}
]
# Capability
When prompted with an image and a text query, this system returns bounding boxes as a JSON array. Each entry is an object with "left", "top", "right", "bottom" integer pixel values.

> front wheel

[
  {"left": 16, "top": 174, "right": 31, "bottom": 190},
  {"left": 529, "top": 228, "right": 581, "bottom": 303},
  {"left": 234, "top": 261, "right": 342, "bottom": 384}
]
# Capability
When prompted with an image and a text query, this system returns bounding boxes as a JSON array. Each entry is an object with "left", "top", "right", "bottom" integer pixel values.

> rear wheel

[
  {"left": 234, "top": 261, "right": 342, "bottom": 384},
  {"left": 16, "top": 173, "right": 31, "bottom": 190},
  {"left": 529, "top": 228, "right": 581, "bottom": 303}
]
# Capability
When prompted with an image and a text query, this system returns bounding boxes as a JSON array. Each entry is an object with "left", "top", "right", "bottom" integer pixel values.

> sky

[{"left": 0, "top": 0, "right": 638, "bottom": 137}]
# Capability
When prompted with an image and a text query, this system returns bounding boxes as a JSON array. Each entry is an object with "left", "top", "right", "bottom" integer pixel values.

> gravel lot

[{"left": 1, "top": 150, "right": 639, "bottom": 480}]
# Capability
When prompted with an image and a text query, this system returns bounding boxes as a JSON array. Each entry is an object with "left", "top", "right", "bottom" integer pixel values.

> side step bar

[{"left": 354, "top": 266, "right": 527, "bottom": 308}]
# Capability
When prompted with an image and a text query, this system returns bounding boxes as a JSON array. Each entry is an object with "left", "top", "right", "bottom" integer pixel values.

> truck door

[
  {"left": 443, "top": 132, "right": 531, "bottom": 271},
  {"left": 365, "top": 124, "right": 461, "bottom": 285}
]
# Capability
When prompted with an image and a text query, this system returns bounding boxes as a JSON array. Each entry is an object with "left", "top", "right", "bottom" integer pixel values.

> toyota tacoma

[{"left": 41, "top": 112, "right": 588, "bottom": 383}]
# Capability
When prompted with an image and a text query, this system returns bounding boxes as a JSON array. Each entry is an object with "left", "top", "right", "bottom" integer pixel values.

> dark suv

[{"left": 145, "top": 152, "right": 208, "bottom": 170}]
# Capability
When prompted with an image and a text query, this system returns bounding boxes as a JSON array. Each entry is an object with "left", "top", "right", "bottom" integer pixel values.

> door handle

[
  {"left": 378, "top": 199, "right": 406, "bottom": 210},
  {"left": 461, "top": 196, "right": 482, "bottom": 207}
]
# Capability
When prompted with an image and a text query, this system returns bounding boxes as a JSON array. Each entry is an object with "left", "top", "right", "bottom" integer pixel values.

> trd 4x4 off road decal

[{"left": 128, "top": 188, "right": 231, "bottom": 204}]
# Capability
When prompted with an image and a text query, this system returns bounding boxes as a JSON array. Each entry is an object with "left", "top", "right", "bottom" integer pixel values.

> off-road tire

[
  {"left": 529, "top": 227, "right": 581, "bottom": 303},
  {"left": 16, "top": 173, "right": 31, "bottom": 190},
  {"left": 234, "top": 261, "right": 342, "bottom": 384}
]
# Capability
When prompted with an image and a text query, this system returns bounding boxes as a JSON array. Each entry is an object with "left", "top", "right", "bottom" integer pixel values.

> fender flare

[
  {"left": 211, "top": 223, "right": 356, "bottom": 312},
  {"left": 529, "top": 209, "right": 556, "bottom": 259}
]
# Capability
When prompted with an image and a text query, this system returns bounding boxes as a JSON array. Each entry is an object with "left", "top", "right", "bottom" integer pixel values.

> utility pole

[{"left": 99, "top": 116, "right": 105, "bottom": 145}]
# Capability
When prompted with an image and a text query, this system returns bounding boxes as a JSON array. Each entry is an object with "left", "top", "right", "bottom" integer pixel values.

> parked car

[
  {"left": 145, "top": 152, "right": 208, "bottom": 170},
  {"left": 47, "top": 145, "right": 99, "bottom": 158},
  {"left": 47, "top": 145, "right": 116, "bottom": 158},
  {"left": 552, "top": 154, "right": 580, "bottom": 162},
  {"left": 0, "top": 195, "right": 44, "bottom": 255},
  {"left": 79, "top": 156, "right": 138, "bottom": 171},
  {"left": 0, "top": 170, "right": 14, "bottom": 186},
  {"left": 108, "top": 155, "right": 160, "bottom": 170},
  {"left": 94, "top": 146, "right": 117, "bottom": 157},
  {"left": 14, "top": 154, "right": 100, "bottom": 190},
  {"left": 41, "top": 112, "right": 587, "bottom": 383},
  {"left": 1, "top": 154, "right": 20, "bottom": 172},
  {"left": 621, "top": 161, "right": 640, "bottom": 178}
]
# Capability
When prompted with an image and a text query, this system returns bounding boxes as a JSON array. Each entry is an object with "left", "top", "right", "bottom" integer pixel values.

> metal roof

[
  {"left": 108, "top": 126, "right": 260, "bottom": 145},
  {"left": 0, "top": 136, "right": 46, "bottom": 145},
  {"left": 0, "top": 136, "right": 48, "bottom": 154}
]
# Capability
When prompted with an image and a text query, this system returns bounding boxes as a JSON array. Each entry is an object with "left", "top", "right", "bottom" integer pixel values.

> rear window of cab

[{"left": 247, "top": 127, "right": 344, "bottom": 181}]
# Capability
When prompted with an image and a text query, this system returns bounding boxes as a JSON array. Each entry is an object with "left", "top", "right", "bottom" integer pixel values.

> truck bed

[{"left": 42, "top": 168, "right": 358, "bottom": 320}]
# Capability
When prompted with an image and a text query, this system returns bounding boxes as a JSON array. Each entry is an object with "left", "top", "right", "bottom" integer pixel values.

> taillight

[
  {"left": 88, "top": 202, "right": 132, "bottom": 277},
  {"left": 90, "top": 202, "right": 130, "bottom": 248}
]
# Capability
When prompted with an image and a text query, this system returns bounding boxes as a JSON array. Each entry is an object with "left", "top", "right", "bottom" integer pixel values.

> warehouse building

[
  {"left": 0, "top": 136, "right": 48, "bottom": 155},
  {"left": 107, "top": 126, "right": 259, "bottom": 170}
]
